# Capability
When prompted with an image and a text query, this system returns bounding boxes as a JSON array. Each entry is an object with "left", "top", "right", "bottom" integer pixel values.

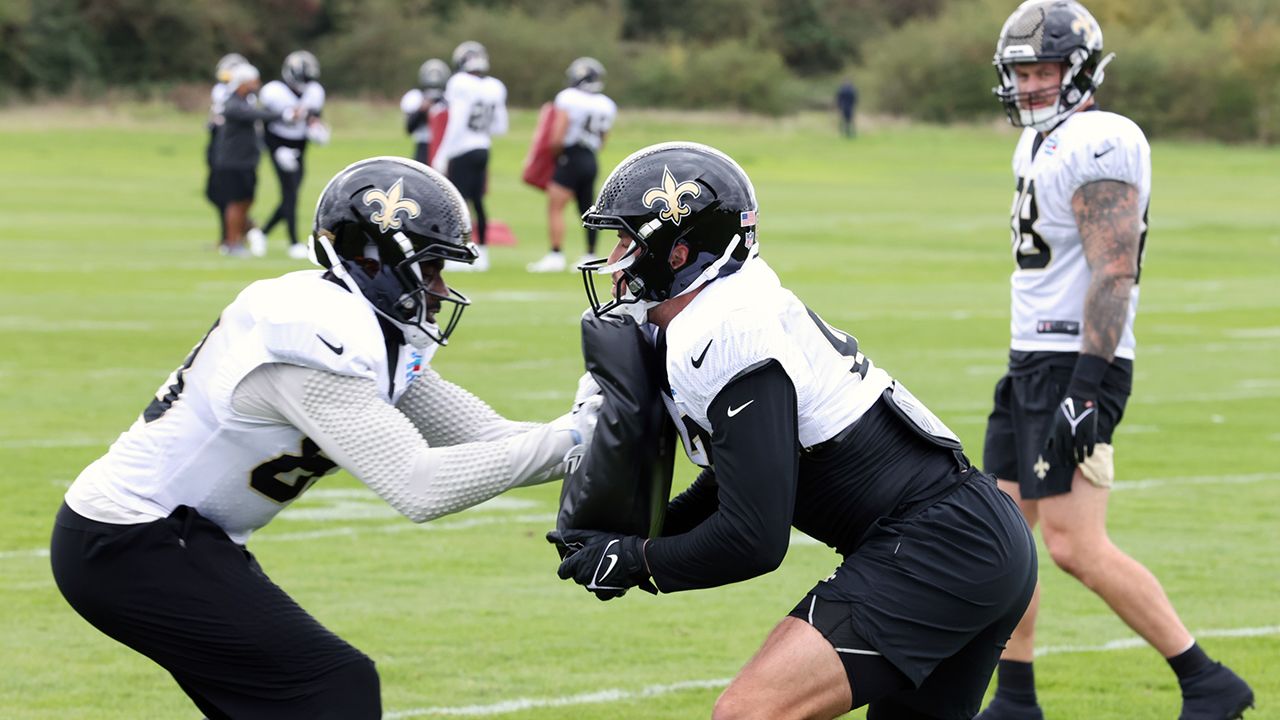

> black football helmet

[
  {"left": 580, "top": 142, "right": 758, "bottom": 318},
  {"left": 310, "top": 157, "right": 478, "bottom": 347},
  {"left": 282, "top": 50, "right": 320, "bottom": 90},
  {"left": 566, "top": 57, "right": 605, "bottom": 93},
  {"left": 993, "top": 0, "right": 1114, "bottom": 132}
]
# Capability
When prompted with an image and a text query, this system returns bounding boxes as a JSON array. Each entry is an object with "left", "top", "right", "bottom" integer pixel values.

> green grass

[{"left": 1, "top": 102, "right": 1278, "bottom": 719}]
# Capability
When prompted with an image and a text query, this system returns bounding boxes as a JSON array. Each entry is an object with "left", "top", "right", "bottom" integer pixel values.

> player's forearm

[
  {"left": 396, "top": 368, "right": 539, "bottom": 445},
  {"left": 1073, "top": 179, "right": 1140, "bottom": 361},
  {"left": 236, "top": 364, "right": 572, "bottom": 523}
]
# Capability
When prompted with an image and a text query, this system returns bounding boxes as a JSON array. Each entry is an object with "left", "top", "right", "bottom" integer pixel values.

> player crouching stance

[
  {"left": 51, "top": 157, "right": 599, "bottom": 719},
  {"left": 551, "top": 142, "right": 1038, "bottom": 720}
]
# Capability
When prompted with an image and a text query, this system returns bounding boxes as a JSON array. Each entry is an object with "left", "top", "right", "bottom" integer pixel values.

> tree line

[{"left": 2, "top": 0, "right": 1276, "bottom": 142}]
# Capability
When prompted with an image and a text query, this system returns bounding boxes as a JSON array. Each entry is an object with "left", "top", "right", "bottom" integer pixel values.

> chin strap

[{"left": 308, "top": 232, "right": 441, "bottom": 350}]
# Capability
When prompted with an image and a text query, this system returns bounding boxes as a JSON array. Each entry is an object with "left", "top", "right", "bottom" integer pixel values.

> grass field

[{"left": 1, "top": 102, "right": 1277, "bottom": 719}]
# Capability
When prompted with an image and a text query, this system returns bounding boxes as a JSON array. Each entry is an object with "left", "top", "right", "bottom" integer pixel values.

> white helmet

[
  {"left": 215, "top": 53, "right": 247, "bottom": 83},
  {"left": 452, "top": 41, "right": 489, "bottom": 74}
]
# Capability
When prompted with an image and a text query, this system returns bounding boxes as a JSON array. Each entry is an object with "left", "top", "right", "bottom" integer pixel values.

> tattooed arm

[{"left": 1072, "top": 179, "right": 1141, "bottom": 362}]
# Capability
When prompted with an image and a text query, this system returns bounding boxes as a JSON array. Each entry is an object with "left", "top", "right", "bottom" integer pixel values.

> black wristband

[{"left": 1067, "top": 353, "right": 1109, "bottom": 398}]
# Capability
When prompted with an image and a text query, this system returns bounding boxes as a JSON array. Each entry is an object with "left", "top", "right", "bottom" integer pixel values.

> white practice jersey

[
  {"left": 400, "top": 88, "right": 443, "bottom": 143},
  {"left": 209, "top": 82, "right": 231, "bottom": 124},
  {"left": 65, "top": 271, "right": 431, "bottom": 543},
  {"left": 1008, "top": 110, "right": 1150, "bottom": 358},
  {"left": 260, "top": 80, "right": 326, "bottom": 140},
  {"left": 432, "top": 72, "right": 508, "bottom": 171},
  {"left": 554, "top": 87, "right": 616, "bottom": 153},
  {"left": 659, "top": 257, "right": 895, "bottom": 467}
]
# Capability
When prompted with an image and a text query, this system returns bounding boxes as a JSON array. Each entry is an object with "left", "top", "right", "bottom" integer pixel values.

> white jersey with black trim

[
  {"left": 554, "top": 87, "right": 616, "bottom": 153},
  {"left": 431, "top": 72, "right": 508, "bottom": 171},
  {"left": 1008, "top": 110, "right": 1150, "bottom": 359},
  {"left": 260, "top": 80, "right": 326, "bottom": 140},
  {"left": 659, "top": 257, "right": 894, "bottom": 467},
  {"left": 209, "top": 83, "right": 231, "bottom": 124},
  {"left": 64, "top": 271, "right": 427, "bottom": 542}
]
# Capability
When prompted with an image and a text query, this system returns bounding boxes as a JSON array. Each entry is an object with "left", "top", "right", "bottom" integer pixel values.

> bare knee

[
  {"left": 712, "top": 686, "right": 765, "bottom": 720},
  {"left": 1042, "top": 526, "right": 1110, "bottom": 585}
]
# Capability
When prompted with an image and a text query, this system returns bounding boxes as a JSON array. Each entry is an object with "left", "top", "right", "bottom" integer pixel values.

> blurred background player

[
  {"left": 836, "top": 78, "right": 858, "bottom": 139},
  {"left": 211, "top": 63, "right": 284, "bottom": 257},
  {"left": 260, "top": 50, "right": 327, "bottom": 259},
  {"left": 527, "top": 57, "right": 617, "bottom": 273},
  {"left": 432, "top": 41, "right": 508, "bottom": 272},
  {"left": 401, "top": 58, "right": 450, "bottom": 166},
  {"left": 977, "top": 2, "right": 1253, "bottom": 719},
  {"left": 205, "top": 53, "right": 244, "bottom": 252}
]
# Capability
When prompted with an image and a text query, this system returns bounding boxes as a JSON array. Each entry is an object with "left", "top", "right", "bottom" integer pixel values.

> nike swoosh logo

[
  {"left": 1093, "top": 146, "right": 1114, "bottom": 158},
  {"left": 597, "top": 541, "right": 621, "bottom": 583},
  {"left": 691, "top": 339, "right": 713, "bottom": 369},
  {"left": 727, "top": 400, "right": 754, "bottom": 417},
  {"left": 316, "top": 334, "right": 344, "bottom": 355}
]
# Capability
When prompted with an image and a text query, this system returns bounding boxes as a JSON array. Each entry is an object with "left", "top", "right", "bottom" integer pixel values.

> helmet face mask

[
  {"left": 992, "top": 0, "right": 1114, "bottom": 133},
  {"left": 310, "top": 157, "right": 478, "bottom": 347},
  {"left": 579, "top": 142, "right": 759, "bottom": 319}
]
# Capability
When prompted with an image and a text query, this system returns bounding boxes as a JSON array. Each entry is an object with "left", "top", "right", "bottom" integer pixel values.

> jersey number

[
  {"left": 467, "top": 102, "right": 495, "bottom": 132},
  {"left": 144, "top": 319, "right": 219, "bottom": 423},
  {"left": 807, "top": 308, "right": 870, "bottom": 378},
  {"left": 583, "top": 113, "right": 608, "bottom": 141},
  {"left": 1011, "top": 177, "right": 1051, "bottom": 270},
  {"left": 249, "top": 437, "right": 338, "bottom": 503}
]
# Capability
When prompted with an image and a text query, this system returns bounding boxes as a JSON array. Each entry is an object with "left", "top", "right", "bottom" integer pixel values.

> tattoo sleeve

[{"left": 1072, "top": 180, "right": 1140, "bottom": 361}]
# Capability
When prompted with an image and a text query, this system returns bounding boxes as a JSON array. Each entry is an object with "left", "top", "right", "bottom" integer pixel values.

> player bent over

[
  {"left": 551, "top": 142, "right": 1037, "bottom": 720},
  {"left": 51, "top": 157, "right": 599, "bottom": 719}
]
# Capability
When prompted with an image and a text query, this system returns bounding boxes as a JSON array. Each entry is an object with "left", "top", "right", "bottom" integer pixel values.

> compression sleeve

[
  {"left": 661, "top": 467, "right": 719, "bottom": 537},
  {"left": 645, "top": 360, "right": 799, "bottom": 592},
  {"left": 395, "top": 367, "right": 540, "bottom": 445},
  {"left": 233, "top": 363, "right": 576, "bottom": 523}
]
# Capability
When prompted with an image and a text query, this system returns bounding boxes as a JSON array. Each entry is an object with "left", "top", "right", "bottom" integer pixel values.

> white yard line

[{"left": 384, "top": 626, "right": 1280, "bottom": 718}]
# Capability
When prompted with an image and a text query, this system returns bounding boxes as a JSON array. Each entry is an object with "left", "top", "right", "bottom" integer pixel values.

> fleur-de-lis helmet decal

[
  {"left": 362, "top": 178, "right": 421, "bottom": 232},
  {"left": 579, "top": 142, "right": 759, "bottom": 319},
  {"left": 642, "top": 166, "right": 702, "bottom": 225}
]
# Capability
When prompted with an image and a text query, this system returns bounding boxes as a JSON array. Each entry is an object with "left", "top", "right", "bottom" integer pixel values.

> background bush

[{"left": 1, "top": 0, "right": 1277, "bottom": 140}]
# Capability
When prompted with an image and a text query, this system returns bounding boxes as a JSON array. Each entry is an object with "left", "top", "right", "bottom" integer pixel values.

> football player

[
  {"left": 206, "top": 53, "right": 245, "bottom": 251},
  {"left": 551, "top": 142, "right": 1038, "bottom": 720},
  {"left": 401, "top": 58, "right": 450, "bottom": 166},
  {"left": 977, "top": 3, "right": 1254, "bottom": 719},
  {"left": 431, "top": 41, "right": 508, "bottom": 272},
  {"left": 527, "top": 57, "right": 617, "bottom": 273},
  {"left": 50, "top": 157, "right": 601, "bottom": 719},
  {"left": 260, "top": 50, "right": 328, "bottom": 259},
  {"left": 210, "top": 63, "right": 281, "bottom": 257}
]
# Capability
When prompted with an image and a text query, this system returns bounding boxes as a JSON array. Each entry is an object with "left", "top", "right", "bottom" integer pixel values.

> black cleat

[
  {"left": 1179, "top": 662, "right": 1255, "bottom": 720},
  {"left": 974, "top": 697, "right": 1045, "bottom": 720}
]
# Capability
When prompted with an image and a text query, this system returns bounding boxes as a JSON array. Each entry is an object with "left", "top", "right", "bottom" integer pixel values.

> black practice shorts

[
  {"left": 983, "top": 350, "right": 1133, "bottom": 499},
  {"left": 551, "top": 145, "right": 598, "bottom": 196},
  {"left": 211, "top": 166, "right": 257, "bottom": 204},
  {"left": 50, "top": 504, "right": 381, "bottom": 719},
  {"left": 791, "top": 473, "right": 1037, "bottom": 719},
  {"left": 446, "top": 148, "right": 489, "bottom": 201}
]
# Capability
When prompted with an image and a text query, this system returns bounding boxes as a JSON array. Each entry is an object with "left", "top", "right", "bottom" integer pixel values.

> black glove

[
  {"left": 1044, "top": 354, "right": 1109, "bottom": 466},
  {"left": 547, "top": 529, "right": 658, "bottom": 601}
]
